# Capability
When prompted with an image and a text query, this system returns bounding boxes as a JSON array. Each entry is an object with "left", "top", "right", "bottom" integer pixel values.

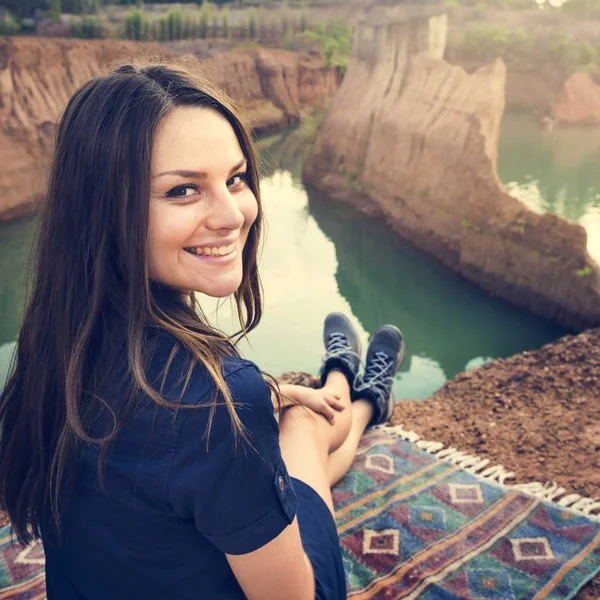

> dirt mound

[
  {"left": 552, "top": 72, "right": 600, "bottom": 126},
  {"left": 0, "top": 36, "right": 338, "bottom": 222},
  {"left": 303, "top": 9, "right": 600, "bottom": 331},
  {"left": 391, "top": 328, "right": 600, "bottom": 600}
]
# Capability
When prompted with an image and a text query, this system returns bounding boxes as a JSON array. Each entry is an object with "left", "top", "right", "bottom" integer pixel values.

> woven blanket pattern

[
  {"left": 0, "top": 513, "right": 45, "bottom": 600},
  {"left": 333, "top": 429, "right": 600, "bottom": 600},
  {"left": 0, "top": 429, "right": 599, "bottom": 599}
]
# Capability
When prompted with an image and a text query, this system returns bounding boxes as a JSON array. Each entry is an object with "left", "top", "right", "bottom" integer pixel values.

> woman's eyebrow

[{"left": 152, "top": 158, "right": 247, "bottom": 180}]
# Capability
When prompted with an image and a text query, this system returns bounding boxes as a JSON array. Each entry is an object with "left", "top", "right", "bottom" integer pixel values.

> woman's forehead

[{"left": 152, "top": 106, "right": 244, "bottom": 175}]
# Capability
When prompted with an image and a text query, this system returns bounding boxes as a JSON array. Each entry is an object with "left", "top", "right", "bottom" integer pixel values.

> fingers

[
  {"left": 324, "top": 404, "right": 336, "bottom": 424},
  {"left": 324, "top": 394, "right": 345, "bottom": 412}
]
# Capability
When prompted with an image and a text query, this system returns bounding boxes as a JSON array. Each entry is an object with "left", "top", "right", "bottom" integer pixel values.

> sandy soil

[
  {"left": 389, "top": 327, "right": 600, "bottom": 599},
  {"left": 282, "top": 327, "right": 600, "bottom": 599}
]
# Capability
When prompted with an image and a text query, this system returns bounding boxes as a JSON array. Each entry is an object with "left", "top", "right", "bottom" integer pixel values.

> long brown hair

[{"left": 0, "top": 62, "right": 270, "bottom": 544}]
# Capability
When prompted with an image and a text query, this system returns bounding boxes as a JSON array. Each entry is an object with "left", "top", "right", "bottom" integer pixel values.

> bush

[
  {"left": 546, "top": 32, "right": 597, "bottom": 73},
  {"left": 282, "top": 29, "right": 299, "bottom": 51},
  {"left": 459, "top": 23, "right": 511, "bottom": 61},
  {"left": 0, "top": 10, "right": 21, "bottom": 34},
  {"left": 455, "top": 23, "right": 598, "bottom": 75},
  {"left": 305, "top": 21, "right": 352, "bottom": 72},
  {"left": 221, "top": 8, "right": 228, "bottom": 38},
  {"left": 199, "top": 9, "right": 208, "bottom": 38},
  {"left": 69, "top": 14, "right": 103, "bottom": 38},
  {"left": 299, "top": 8, "right": 307, "bottom": 32},
  {"left": 159, "top": 17, "right": 168, "bottom": 40},
  {"left": 123, "top": 8, "right": 147, "bottom": 40},
  {"left": 155, "top": 8, "right": 200, "bottom": 41},
  {"left": 562, "top": 0, "right": 600, "bottom": 19},
  {"left": 248, "top": 10, "right": 256, "bottom": 39},
  {"left": 167, "top": 7, "right": 183, "bottom": 40}
]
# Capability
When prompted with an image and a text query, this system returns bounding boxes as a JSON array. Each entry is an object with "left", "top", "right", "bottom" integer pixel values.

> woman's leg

[
  {"left": 278, "top": 369, "right": 354, "bottom": 514},
  {"left": 326, "top": 399, "right": 373, "bottom": 487}
]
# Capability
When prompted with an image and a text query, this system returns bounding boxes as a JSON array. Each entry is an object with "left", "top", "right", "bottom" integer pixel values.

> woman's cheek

[{"left": 241, "top": 191, "right": 259, "bottom": 229}]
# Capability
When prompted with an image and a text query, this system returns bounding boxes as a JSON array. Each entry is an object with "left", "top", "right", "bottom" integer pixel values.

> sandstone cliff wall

[
  {"left": 552, "top": 72, "right": 600, "bottom": 126},
  {"left": 304, "top": 9, "right": 600, "bottom": 331},
  {"left": 0, "top": 37, "right": 338, "bottom": 221}
]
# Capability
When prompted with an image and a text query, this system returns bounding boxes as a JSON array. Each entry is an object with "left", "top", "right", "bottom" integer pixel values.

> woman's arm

[
  {"left": 226, "top": 517, "right": 315, "bottom": 600},
  {"left": 271, "top": 383, "right": 345, "bottom": 423}
]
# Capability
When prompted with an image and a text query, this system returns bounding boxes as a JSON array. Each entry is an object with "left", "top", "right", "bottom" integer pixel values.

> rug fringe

[{"left": 377, "top": 424, "right": 600, "bottom": 522}]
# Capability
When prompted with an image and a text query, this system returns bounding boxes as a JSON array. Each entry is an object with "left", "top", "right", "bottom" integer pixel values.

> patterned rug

[
  {"left": 334, "top": 427, "right": 600, "bottom": 599},
  {"left": 0, "top": 427, "right": 599, "bottom": 599}
]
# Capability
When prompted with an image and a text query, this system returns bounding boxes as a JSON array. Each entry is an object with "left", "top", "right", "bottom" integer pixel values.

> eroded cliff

[
  {"left": 303, "top": 7, "right": 600, "bottom": 331},
  {"left": 0, "top": 36, "right": 338, "bottom": 221},
  {"left": 552, "top": 72, "right": 600, "bottom": 126}
]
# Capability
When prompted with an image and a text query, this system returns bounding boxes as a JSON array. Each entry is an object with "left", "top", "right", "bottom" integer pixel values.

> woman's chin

[{"left": 192, "top": 275, "right": 243, "bottom": 298}]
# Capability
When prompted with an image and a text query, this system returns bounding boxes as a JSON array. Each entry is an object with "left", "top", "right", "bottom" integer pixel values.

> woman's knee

[{"left": 279, "top": 405, "right": 325, "bottom": 433}]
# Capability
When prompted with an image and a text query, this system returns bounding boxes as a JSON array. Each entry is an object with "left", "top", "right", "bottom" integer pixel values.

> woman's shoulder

[{"left": 145, "top": 329, "right": 266, "bottom": 406}]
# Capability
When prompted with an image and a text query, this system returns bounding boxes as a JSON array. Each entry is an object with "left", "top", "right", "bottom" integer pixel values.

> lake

[{"left": 3, "top": 112, "right": 595, "bottom": 399}]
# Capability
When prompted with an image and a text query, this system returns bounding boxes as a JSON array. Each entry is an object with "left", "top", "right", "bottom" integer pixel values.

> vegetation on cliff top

[{"left": 451, "top": 23, "right": 598, "bottom": 75}]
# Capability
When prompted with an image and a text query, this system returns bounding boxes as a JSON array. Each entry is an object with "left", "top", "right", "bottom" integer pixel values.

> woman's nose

[{"left": 204, "top": 186, "right": 245, "bottom": 232}]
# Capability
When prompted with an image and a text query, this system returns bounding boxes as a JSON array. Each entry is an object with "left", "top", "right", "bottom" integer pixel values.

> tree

[
  {"left": 123, "top": 8, "right": 146, "bottom": 40},
  {"left": 248, "top": 9, "right": 256, "bottom": 39},
  {"left": 0, "top": 0, "right": 49, "bottom": 18},
  {"left": 305, "top": 22, "right": 352, "bottom": 72},
  {"left": 221, "top": 8, "right": 228, "bottom": 38},
  {"left": 562, "top": 0, "right": 600, "bottom": 18},
  {"left": 199, "top": 7, "right": 208, "bottom": 38},
  {"left": 49, "top": 0, "right": 61, "bottom": 19},
  {"left": 0, "top": 10, "right": 21, "bottom": 33}
]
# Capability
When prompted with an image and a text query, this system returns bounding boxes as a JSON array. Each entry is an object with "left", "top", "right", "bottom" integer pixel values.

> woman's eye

[
  {"left": 227, "top": 173, "right": 248, "bottom": 190},
  {"left": 166, "top": 184, "right": 199, "bottom": 198}
]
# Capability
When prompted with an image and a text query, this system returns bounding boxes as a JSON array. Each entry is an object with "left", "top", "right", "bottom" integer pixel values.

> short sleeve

[{"left": 167, "top": 363, "right": 297, "bottom": 555}]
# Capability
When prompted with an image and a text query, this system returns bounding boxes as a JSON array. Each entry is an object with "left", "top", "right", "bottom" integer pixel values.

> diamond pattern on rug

[
  {"left": 466, "top": 568, "right": 516, "bottom": 599},
  {"left": 449, "top": 482, "right": 485, "bottom": 505},
  {"left": 409, "top": 506, "right": 446, "bottom": 531},
  {"left": 365, "top": 453, "right": 395, "bottom": 474},
  {"left": 363, "top": 529, "right": 401, "bottom": 556},
  {"left": 334, "top": 428, "right": 600, "bottom": 600},
  {"left": 511, "top": 537, "right": 556, "bottom": 562}
]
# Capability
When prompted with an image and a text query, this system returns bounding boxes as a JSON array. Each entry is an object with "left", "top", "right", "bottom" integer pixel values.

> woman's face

[{"left": 148, "top": 107, "right": 258, "bottom": 298}]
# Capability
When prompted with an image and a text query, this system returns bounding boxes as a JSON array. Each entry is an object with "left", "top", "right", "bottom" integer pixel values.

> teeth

[{"left": 186, "top": 244, "right": 235, "bottom": 256}]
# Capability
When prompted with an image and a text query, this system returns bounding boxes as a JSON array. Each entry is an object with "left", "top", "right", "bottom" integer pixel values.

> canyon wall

[
  {"left": 303, "top": 8, "right": 600, "bottom": 331},
  {"left": 0, "top": 36, "right": 338, "bottom": 221},
  {"left": 552, "top": 72, "right": 600, "bottom": 126}
]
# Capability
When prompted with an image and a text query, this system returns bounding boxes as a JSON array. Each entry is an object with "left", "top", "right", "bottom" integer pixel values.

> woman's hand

[{"left": 279, "top": 384, "right": 345, "bottom": 424}]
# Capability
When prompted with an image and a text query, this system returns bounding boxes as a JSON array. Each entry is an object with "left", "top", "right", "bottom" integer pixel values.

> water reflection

[
  {"left": 305, "top": 186, "right": 565, "bottom": 398},
  {"left": 498, "top": 113, "right": 600, "bottom": 263},
  {"left": 0, "top": 218, "right": 34, "bottom": 347}
]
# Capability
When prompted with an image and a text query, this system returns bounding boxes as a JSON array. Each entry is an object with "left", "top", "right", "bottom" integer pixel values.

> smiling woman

[
  {"left": 0, "top": 61, "right": 408, "bottom": 600},
  {"left": 148, "top": 107, "right": 258, "bottom": 298}
]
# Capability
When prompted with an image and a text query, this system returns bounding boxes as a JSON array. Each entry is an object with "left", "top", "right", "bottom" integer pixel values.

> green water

[
  {"left": 498, "top": 113, "right": 600, "bottom": 264},
  {"left": 0, "top": 113, "right": 582, "bottom": 399}
]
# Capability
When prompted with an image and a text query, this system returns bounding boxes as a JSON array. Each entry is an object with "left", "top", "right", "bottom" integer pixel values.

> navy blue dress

[{"left": 42, "top": 332, "right": 346, "bottom": 599}]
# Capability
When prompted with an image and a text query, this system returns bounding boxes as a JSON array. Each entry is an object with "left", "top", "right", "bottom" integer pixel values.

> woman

[{"left": 0, "top": 63, "right": 405, "bottom": 599}]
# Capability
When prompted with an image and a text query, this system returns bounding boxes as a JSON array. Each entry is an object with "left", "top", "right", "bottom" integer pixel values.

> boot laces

[
  {"left": 354, "top": 351, "right": 394, "bottom": 397},
  {"left": 323, "top": 332, "right": 361, "bottom": 363}
]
